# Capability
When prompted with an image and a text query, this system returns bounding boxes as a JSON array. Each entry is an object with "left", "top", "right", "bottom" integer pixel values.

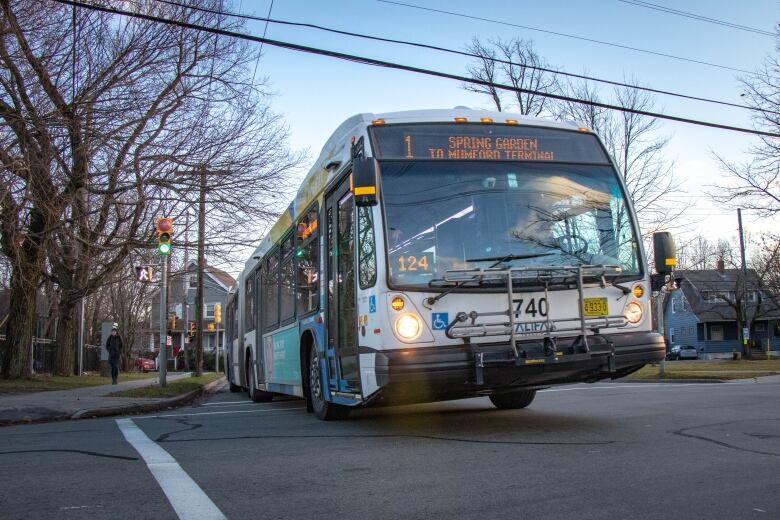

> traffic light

[
  {"left": 155, "top": 217, "right": 174, "bottom": 255},
  {"left": 167, "top": 315, "right": 177, "bottom": 331},
  {"left": 188, "top": 320, "right": 196, "bottom": 337},
  {"left": 207, "top": 322, "right": 216, "bottom": 332},
  {"left": 135, "top": 265, "right": 154, "bottom": 283},
  {"left": 214, "top": 303, "right": 222, "bottom": 324}
]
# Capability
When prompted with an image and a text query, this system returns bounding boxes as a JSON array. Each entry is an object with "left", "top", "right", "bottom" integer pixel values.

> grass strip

[
  {"left": 107, "top": 373, "right": 222, "bottom": 398},
  {"left": 628, "top": 359, "right": 780, "bottom": 380},
  {"left": 0, "top": 372, "right": 157, "bottom": 394}
]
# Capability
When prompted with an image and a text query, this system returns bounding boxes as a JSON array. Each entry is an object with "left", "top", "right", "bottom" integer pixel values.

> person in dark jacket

[{"left": 106, "top": 327, "right": 123, "bottom": 384}]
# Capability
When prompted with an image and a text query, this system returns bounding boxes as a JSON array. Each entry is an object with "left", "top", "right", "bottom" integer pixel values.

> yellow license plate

[{"left": 583, "top": 297, "right": 609, "bottom": 317}]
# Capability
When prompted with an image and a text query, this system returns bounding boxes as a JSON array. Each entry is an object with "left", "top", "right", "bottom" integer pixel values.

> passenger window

[
  {"left": 357, "top": 206, "right": 377, "bottom": 289},
  {"left": 296, "top": 206, "right": 320, "bottom": 315}
]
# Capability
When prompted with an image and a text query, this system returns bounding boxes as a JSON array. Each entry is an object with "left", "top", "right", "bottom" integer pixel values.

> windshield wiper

[
  {"left": 466, "top": 253, "right": 554, "bottom": 264},
  {"left": 427, "top": 253, "right": 555, "bottom": 305}
]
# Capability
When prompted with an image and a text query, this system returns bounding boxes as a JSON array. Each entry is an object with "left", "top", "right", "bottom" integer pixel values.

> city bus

[{"left": 224, "top": 108, "right": 673, "bottom": 420}]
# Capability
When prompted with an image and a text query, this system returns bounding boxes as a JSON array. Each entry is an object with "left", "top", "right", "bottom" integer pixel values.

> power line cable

[
  {"left": 251, "top": 0, "right": 274, "bottom": 85},
  {"left": 151, "top": 0, "right": 776, "bottom": 116},
  {"left": 376, "top": 0, "right": 756, "bottom": 76},
  {"left": 617, "top": 0, "right": 775, "bottom": 37},
  {"left": 54, "top": 0, "right": 780, "bottom": 138}
]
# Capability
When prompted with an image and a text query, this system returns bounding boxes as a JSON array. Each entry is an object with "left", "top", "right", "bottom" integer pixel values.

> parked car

[
  {"left": 667, "top": 345, "right": 699, "bottom": 361},
  {"left": 133, "top": 357, "right": 157, "bottom": 372}
]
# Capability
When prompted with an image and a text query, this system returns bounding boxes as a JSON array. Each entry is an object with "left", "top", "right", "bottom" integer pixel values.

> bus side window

[
  {"left": 244, "top": 275, "right": 255, "bottom": 332},
  {"left": 280, "top": 234, "right": 296, "bottom": 324},
  {"left": 296, "top": 204, "right": 319, "bottom": 315},
  {"left": 357, "top": 206, "right": 377, "bottom": 289},
  {"left": 263, "top": 252, "right": 280, "bottom": 331}
]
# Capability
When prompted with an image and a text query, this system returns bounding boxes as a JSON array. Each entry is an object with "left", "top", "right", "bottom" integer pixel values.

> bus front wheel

[
  {"left": 308, "top": 345, "right": 349, "bottom": 421},
  {"left": 489, "top": 390, "right": 537, "bottom": 410}
]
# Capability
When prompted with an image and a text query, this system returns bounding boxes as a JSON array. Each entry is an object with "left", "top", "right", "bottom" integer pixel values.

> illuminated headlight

[
  {"left": 624, "top": 301, "right": 643, "bottom": 324},
  {"left": 395, "top": 313, "right": 422, "bottom": 340}
]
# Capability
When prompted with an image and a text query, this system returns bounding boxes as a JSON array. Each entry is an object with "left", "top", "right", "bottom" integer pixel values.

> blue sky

[{"left": 235, "top": 0, "right": 778, "bottom": 245}]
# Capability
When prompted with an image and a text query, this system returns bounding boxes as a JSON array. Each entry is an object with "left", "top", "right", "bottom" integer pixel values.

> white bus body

[{"left": 225, "top": 109, "right": 666, "bottom": 419}]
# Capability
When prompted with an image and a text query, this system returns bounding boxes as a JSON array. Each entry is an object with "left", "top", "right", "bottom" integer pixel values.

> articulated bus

[{"left": 225, "top": 109, "right": 675, "bottom": 420}]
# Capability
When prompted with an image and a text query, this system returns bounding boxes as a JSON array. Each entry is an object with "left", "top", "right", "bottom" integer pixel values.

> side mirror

[
  {"left": 352, "top": 157, "right": 378, "bottom": 207},
  {"left": 653, "top": 231, "right": 677, "bottom": 275}
]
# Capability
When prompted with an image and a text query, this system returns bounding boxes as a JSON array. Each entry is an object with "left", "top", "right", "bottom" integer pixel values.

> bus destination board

[{"left": 369, "top": 123, "right": 609, "bottom": 164}]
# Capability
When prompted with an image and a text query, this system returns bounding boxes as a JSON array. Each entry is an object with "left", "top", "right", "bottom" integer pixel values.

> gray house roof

[{"left": 672, "top": 268, "right": 780, "bottom": 321}]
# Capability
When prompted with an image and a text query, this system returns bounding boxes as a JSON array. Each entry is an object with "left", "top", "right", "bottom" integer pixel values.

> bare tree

[
  {"left": 712, "top": 49, "right": 780, "bottom": 214},
  {"left": 678, "top": 235, "right": 738, "bottom": 270},
  {"left": 0, "top": 0, "right": 300, "bottom": 377},
  {"left": 464, "top": 37, "right": 559, "bottom": 116},
  {"left": 556, "top": 78, "right": 684, "bottom": 238}
]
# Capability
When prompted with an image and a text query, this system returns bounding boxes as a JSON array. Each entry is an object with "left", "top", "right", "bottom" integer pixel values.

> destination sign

[{"left": 369, "top": 124, "right": 609, "bottom": 164}]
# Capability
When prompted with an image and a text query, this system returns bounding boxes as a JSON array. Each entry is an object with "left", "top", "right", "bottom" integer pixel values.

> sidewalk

[{"left": 0, "top": 372, "right": 219, "bottom": 425}]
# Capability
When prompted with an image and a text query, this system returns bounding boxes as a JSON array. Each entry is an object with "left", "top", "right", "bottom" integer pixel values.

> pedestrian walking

[{"left": 106, "top": 327, "right": 123, "bottom": 385}]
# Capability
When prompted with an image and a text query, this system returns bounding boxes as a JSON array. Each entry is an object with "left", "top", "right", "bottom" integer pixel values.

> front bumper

[{"left": 368, "top": 331, "right": 664, "bottom": 405}]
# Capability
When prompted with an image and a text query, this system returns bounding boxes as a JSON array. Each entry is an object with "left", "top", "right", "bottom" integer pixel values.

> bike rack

[{"left": 443, "top": 264, "right": 629, "bottom": 358}]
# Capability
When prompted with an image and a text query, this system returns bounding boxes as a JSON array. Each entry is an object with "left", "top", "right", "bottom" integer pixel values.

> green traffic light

[{"left": 159, "top": 242, "right": 171, "bottom": 255}]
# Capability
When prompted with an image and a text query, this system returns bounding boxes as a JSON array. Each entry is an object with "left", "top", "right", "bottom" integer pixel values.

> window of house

[
  {"left": 748, "top": 291, "right": 759, "bottom": 303},
  {"left": 205, "top": 303, "right": 216, "bottom": 319},
  {"left": 296, "top": 205, "right": 320, "bottom": 315},
  {"left": 681, "top": 296, "right": 690, "bottom": 312},
  {"left": 672, "top": 298, "right": 679, "bottom": 313},
  {"left": 755, "top": 322, "right": 766, "bottom": 332},
  {"left": 710, "top": 324, "right": 724, "bottom": 341},
  {"left": 669, "top": 328, "right": 675, "bottom": 343}
]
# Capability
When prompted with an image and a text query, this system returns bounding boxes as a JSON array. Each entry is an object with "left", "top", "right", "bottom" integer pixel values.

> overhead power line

[
  {"left": 376, "top": 0, "right": 756, "bottom": 76},
  {"left": 153, "top": 0, "right": 777, "bottom": 116},
  {"left": 54, "top": 0, "right": 780, "bottom": 139},
  {"left": 617, "top": 0, "right": 775, "bottom": 37}
]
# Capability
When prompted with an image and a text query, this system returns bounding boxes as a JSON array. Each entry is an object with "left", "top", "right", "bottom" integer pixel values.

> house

[
  {"left": 664, "top": 263, "right": 780, "bottom": 359},
  {"left": 148, "top": 260, "right": 235, "bottom": 364}
]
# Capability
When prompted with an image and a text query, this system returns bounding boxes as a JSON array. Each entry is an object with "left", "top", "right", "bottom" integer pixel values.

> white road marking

[
  {"left": 116, "top": 418, "right": 227, "bottom": 520},
  {"left": 200, "top": 401, "right": 257, "bottom": 407},
  {"left": 134, "top": 405, "right": 306, "bottom": 420},
  {"left": 539, "top": 382, "right": 755, "bottom": 393}
]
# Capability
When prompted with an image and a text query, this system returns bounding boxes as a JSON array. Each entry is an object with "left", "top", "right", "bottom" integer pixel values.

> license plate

[{"left": 583, "top": 297, "right": 608, "bottom": 316}]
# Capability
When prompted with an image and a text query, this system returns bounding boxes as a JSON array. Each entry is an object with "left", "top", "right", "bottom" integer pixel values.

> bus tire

[
  {"left": 489, "top": 390, "right": 536, "bottom": 410},
  {"left": 308, "top": 344, "right": 349, "bottom": 421},
  {"left": 229, "top": 381, "right": 243, "bottom": 393},
  {"left": 247, "top": 356, "right": 273, "bottom": 403}
]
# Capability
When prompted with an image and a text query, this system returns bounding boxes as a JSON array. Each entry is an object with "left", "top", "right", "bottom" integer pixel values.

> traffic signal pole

[{"left": 159, "top": 253, "right": 168, "bottom": 386}]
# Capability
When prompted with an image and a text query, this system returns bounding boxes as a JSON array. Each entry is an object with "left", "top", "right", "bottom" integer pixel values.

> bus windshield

[{"left": 381, "top": 161, "right": 642, "bottom": 289}]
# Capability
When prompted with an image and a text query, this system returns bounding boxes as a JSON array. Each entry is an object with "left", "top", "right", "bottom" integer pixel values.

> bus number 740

[{"left": 514, "top": 298, "right": 548, "bottom": 318}]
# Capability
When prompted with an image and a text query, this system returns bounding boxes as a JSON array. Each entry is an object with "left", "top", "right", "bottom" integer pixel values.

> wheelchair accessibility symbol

[{"left": 432, "top": 312, "right": 448, "bottom": 330}]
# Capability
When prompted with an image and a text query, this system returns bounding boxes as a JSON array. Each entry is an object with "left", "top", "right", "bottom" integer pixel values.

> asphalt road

[{"left": 1, "top": 379, "right": 779, "bottom": 520}]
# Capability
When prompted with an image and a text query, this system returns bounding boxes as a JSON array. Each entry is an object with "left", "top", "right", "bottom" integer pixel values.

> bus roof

[{"left": 241, "top": 108, "right": 588, "bottom": 275}]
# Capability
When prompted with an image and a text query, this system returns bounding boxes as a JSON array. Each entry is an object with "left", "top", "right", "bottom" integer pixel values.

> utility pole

[
  {"left": 183, "top": 210, "right": 190, "bottom": 371},
  {"left": 77, "top": 297, "right": 85, "bottom": 375},
  {"left": 737, "top": 209, "right": 749, "bottom": 357},
  {"left": 195, "top": 168, "right": 206, "bottom": 377}
]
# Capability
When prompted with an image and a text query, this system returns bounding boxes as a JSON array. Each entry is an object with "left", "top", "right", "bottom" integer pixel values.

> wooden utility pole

[{"left": 195, "top": 168, "right": 207, "bottom": 376}]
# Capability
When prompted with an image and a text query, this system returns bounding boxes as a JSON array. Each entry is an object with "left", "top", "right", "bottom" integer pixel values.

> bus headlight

[
  {"left": 624, "top": 301, "right": 643, "bottom": 324},
  {"left": 395, "top": 313, "right": 422, "bottom": 340}
]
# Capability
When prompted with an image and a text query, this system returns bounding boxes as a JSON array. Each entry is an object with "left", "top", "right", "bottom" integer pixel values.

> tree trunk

[
  {"left": 55, "top": 304, "right": 77, "bottom": 376},
  {"left": 1, "top": 267, "right": 37, "bottom": 379}
]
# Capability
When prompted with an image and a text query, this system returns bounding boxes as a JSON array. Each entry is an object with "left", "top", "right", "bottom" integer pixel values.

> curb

[
  {"left": 618, "top": 378, "right": 725, "bottom": 384},
  {"left": 70, "top": 376, "right": 227, "bottom": 420}
]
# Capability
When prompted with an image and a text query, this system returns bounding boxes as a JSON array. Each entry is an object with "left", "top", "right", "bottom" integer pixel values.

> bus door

[{"left": 324, "top": 174, "right": 361, "bottom": 393}]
